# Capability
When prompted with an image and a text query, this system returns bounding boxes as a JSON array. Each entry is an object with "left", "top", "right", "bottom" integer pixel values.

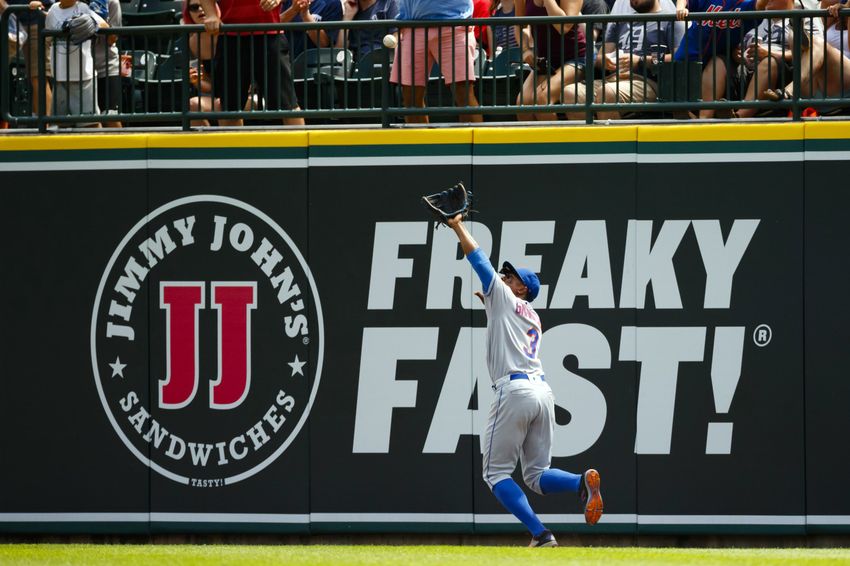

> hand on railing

[
  {"left": 827, "top": 1, "right": 848, "bottom": 17},
  {"left": 203, "top": 8, "right": 221, "bottom": 33}
]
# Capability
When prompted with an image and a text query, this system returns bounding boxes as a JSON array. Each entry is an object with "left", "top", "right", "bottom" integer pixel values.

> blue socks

[
  {"left": 539, "top": 469, "right": 581, "bottom": 494},
  {"left": 492, "top": 479, "right": 546, "bottom": 536}
]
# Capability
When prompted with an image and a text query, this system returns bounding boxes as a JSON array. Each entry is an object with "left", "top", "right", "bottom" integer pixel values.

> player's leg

[
  {"left": 26, "top": 23, "right": 52, "bottom": 116},
  {"left": 214, "top": 34, "right": 246, "bottom": 127},
  {"left": 520, "top": 384, "right": 581, "bottom": 496},
  {"left": 522, "top": 382, "right": 603, "bottom": 525},
  {"left": 392, "top": 27, "right": 429, "bottom": 123},
  {"left": 533, "top": 62, "right": 582, "bottom": 121},
  {"left": 483, "top": 384, "right": 549, "bottom": 540},
  {"left": 700, "top": 55, "right": 728, "bottom": 119},
  {"left": 561, "top": 79, "right": 586, "bottom": 120},
  {"left": 737, "top": 57, "right": 780, "bottom": 118},
  {"left": 439, "top": 26, "right": 482, "bottom": 122},
  {"left": 252, "top": 34, "right": 304, "bottom": 126},
  {"left": 515, "top": 72, "right": 546, "bottom": 120}
]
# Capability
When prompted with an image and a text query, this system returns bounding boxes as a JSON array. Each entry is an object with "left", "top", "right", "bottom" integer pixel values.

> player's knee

[
  {"left": 523, "top": 469, "right": 545, "bottom": 495},
  {"left": 485, "top": 470, "right": 511, "bottom": 491}
]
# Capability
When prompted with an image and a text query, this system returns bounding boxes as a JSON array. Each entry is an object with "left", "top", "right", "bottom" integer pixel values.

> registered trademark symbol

[
  {"left": 753, "top": 324, "right": 772, "bottom": 347},
  {"left": 302, "top": 337, "right": 310, "bottom": 345}
]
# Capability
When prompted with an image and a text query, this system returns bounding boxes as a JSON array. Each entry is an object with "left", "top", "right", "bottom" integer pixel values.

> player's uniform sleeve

[{"left": 466, "top": 247, "right": 497, "bottom": 295}]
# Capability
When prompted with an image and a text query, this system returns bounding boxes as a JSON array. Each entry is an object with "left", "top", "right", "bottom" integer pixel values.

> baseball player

[{"left": 446, "top": 214, "right": 603, "bottom": 547}]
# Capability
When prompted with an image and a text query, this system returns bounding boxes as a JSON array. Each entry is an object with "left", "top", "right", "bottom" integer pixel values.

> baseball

[{"left": 382, "top": 34, "right": 397, "bottom": 49}]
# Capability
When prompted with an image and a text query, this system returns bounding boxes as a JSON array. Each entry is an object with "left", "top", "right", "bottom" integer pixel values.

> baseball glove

[
  {"left": 62, "top": 14, "right": 98, "bottom": 45},
  {"left": 422, "top": 182, "right": 474, "bottom": 227}
]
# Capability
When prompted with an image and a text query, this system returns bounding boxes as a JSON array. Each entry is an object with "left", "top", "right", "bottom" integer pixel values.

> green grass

[{"left": 2, "top": 545, "right": 850, "bottom": 566}]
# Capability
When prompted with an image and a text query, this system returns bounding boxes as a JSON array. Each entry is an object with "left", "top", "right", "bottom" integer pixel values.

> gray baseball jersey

[
  {"left": 480, "top": 274, "right": 554, "bottom": 494},
  {"left": 482, "top": 277, "right": 544, "bottom": 384}
]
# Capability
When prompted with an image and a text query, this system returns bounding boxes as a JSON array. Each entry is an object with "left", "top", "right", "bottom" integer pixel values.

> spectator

[
  {"left": 472, "top": 0, "right": 490, "bottom": 53},
  {"left": 823, "top": 0, "right": 849, "bottom": 57},
  {"left": 182, "top": 0, "right": 221, "bottom": 126},
  {"left": 3, "top": 0, "right": 27, "bottom": 60},
  {"left": 2, "top": 0, "right": 26, "bottom": 127},
  {"left": 487, "top": 0, "right": 519, "bottom": 56},
  {"left": 199, "top": 0, "right": 304, "bottom": 126},
  {"left": 733, "top": 0, "right": 797, "bottom": 118},
  {"left": 673, "top": 0, "right": 767, "bottom": 118},
  {"left": 515, "top": 0, "right": 586, "bottom": 121},
  {"left": 280, "top": 0, "right": 341, "bottom": 61},
  {"left": 335, "top": 0, "right": 400, "bottom": 61},
  {"left": 563, "top": 0, "right": 683, "bottom": 119},
  {"left": 7, "top": 0, "right": 52, "bottom": 115},
  {"left": 581, "top": 0, "right": 609, "bottom": 45},
  {"left": 765, "top": 26, "right": 849, "bottom": 101},
  {"left": 44, "top": 0, "right": 107, "bottom": 125},
  {"left": 390, "top": 0, "right": 483, "bottom": 123},
  {"left": 90, "top": 0, "right": 121, "bottom": 127}
]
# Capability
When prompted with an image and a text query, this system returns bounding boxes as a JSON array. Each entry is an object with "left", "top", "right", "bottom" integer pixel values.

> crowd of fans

[{"left": 2, "top": 0, "right": 849, "bottom": 127}]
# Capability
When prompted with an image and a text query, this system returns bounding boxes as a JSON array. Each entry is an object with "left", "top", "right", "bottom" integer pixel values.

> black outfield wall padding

[{"left": 0, "top": 124, "right": 845, "bottom": 534}]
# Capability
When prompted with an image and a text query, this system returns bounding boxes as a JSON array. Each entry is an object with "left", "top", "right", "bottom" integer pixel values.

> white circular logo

[
  {"left": 91, "top": 195, "right": 323, "bottom": 487},
  {"left": 753, "top": 324, "right": 772, "bottom": 347}
]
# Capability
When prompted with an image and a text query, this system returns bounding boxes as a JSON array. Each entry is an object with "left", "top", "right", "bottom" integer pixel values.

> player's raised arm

[
  {"left": 446, "top": 214, "right": 478, "bottom": 256},
  {"left": 447, "top": 215, "right": 497, "bottom": 293}
]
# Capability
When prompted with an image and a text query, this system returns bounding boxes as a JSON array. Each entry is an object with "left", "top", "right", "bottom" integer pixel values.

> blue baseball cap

[{"left": 499, "top": 261, "right": 540, "bottom": 302}]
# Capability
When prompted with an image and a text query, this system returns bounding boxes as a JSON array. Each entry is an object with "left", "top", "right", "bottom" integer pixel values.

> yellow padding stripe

[
  {"left": 0, "top": 134, "right": 148, "bottom": 151},
  {"left": 804, "top": 122, "right": 850, "bottom": 140},
  {"left": 474, "top": 126, "right": 637, "bottom": 144},
  {"left": 147, "top": 131, "right": 308, "bottom": 148},
  {"left": 309, "top": 128, "right": 473, "bottom": 146},
  {"left": 638, "top": 123, "right": 805, "bottom": 143}
]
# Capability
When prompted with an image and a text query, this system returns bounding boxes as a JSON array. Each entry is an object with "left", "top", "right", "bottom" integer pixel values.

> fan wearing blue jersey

[
  {"left": 446, "top": 213, "right": 603, "bottom": 548},
  {"left": 673, "top": 0, "right": 767, "bottom": 117}
]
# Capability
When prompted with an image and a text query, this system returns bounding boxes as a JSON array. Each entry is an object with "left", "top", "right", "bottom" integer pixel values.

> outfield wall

[{"left": 0, "top": 123, "right": 848, "bottom": 535}]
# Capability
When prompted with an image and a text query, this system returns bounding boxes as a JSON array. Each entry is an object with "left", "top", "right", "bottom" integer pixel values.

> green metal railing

[{"left": 1, "top": 6, "right": 848, "bottom": 129}]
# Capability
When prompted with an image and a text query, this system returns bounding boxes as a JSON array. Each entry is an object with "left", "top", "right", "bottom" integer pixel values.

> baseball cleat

[
  {"left": 580, "top": 469, "right": 603, "bottom": 525},
  {"left": 528, "top": 529, "right": 558, "bottom": 547}
]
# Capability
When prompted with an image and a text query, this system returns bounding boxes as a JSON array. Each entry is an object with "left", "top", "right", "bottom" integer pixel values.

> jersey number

[{"left": 524, "top": 328, "right": 540, "bottom": 359}]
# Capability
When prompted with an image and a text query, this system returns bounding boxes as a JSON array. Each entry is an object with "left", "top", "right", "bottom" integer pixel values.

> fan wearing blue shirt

[
  {"left": 389, "top": 0, "right": 483, "bottom": 123},
  {"left": 336, "top": 0, "right": 401, "bottom": 61},
  {"left": 673, "top": 0, "right": 767, "bottom": 117},
  {"left": 281, "top": 0, "right": 343, "bottom": 60}
]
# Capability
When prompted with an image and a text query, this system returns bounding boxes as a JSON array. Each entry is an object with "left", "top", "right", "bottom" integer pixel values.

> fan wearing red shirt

[{"left": 199, "top": 0, "right": 304, "bottom": 126}]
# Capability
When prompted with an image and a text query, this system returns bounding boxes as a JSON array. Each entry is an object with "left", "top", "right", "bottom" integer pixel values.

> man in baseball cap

[
  {"left": 498, "top": 261, "right": 540, "bottom": 302},
  {"left": 445, "top": 212, "right": 603, "bottom": 548}
]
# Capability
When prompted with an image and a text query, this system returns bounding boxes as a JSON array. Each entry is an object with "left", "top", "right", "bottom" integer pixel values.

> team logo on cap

[{"left": 91, "top": 195, "right": 323, "bottom": 487}]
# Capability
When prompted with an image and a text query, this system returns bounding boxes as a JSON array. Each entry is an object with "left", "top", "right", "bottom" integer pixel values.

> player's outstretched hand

[{"left": 446, "top": 214, "right": 464, "bottom": 229}]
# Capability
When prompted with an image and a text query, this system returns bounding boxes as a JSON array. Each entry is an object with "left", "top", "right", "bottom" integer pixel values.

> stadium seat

[
  {"left": 291, "top": 48, "right": 354, "bottom": 111},
  {"left": 340, "top": 48, "right": 398, "bottom": 116}
]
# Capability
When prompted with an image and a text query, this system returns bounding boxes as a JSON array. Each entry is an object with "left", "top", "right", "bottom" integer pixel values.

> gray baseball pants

[{"left": 482, "top": 375, "right": 553, "bottom": 494}]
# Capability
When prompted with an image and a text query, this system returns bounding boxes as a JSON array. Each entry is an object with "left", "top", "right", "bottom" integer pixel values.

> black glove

[
  {"left": 421, "top": 182, "right": 474, "bottom": 227},
  {"left": 62, "top": 14, "right": 98, "bottom": 45}
]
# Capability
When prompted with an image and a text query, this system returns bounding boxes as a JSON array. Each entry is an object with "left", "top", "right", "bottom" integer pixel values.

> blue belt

[{"left": 510, "top": 373, "right": 545, "bottom": 382}]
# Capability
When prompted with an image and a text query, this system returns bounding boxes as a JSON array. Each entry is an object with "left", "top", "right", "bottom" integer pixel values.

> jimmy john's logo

[{"left": 91, "top": 195, "right": 323, "bottom": 487}]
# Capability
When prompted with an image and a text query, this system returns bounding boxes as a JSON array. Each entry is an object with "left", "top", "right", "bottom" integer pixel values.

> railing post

[
  {"left": 0, "top": 11, "right": 8, "bottom": 126},
  {"left": 584, "top": 21, "right": 594, "bottom": 125},
  {"left": 37, "top": 18, "right": 47, "bottom": 133},
  {"left": 380, "top": 35, "right": 390, "bottom": 128},
  {"left": 181, "top": 29, "right": 191, "bottom": 131},
  {"left": 791, "top": 14, "right": 802, "bottom": 121}
]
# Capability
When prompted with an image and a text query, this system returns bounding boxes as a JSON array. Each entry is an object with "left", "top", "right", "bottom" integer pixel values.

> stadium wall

[{"left": 0, "top": 123, "right": 848, "bottom": 536}]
